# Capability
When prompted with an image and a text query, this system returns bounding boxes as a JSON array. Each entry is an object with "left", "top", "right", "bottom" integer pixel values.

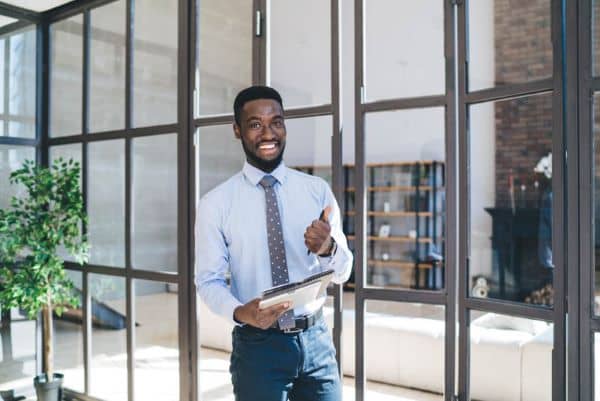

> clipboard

[{"left": 258, "top": 269, "right": 334, "bottom": 309}]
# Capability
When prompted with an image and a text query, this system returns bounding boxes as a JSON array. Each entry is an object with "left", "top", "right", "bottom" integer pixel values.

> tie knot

[{"left": 259, "top": 175, "right": 277, "bottom": 188}]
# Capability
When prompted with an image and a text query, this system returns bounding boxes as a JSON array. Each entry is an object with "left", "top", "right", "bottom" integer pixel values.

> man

[{"left": 195, "top": 85, "right": 353, "bottom": 401}]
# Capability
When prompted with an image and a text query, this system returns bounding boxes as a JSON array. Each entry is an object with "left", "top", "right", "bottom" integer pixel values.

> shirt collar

[{"left": 242, "top": 160, "right": 287, "bottom": 187}]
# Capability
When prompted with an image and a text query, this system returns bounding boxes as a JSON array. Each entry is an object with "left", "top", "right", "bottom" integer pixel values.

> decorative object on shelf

[
  {"left": 383, "top": 201, "right": 391, "bottom": 213},
  {"left": 472, "top": 277, "right": 490, "bottom": 298},
  {"left": 378, "top": 223, "right": 391, "bottom": 238}
]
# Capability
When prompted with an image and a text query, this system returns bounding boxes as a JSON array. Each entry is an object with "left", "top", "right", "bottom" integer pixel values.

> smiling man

[{"left": 195, "top": 86, "right": 353, "bottom": 401}]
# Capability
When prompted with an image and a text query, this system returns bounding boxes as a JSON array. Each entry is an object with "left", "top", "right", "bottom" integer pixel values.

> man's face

[{"left": 234, "top": 98, "right": 286, "bottom": 172}]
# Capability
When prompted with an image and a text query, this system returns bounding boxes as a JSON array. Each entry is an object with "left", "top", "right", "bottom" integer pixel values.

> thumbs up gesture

[{"left": 304, "top": 206, "right": 333, "bottom": 255}]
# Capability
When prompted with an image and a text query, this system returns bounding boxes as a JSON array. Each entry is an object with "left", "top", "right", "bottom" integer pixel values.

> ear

[{"left": 233, "top": 123, "right": 241, "bottom": 139}]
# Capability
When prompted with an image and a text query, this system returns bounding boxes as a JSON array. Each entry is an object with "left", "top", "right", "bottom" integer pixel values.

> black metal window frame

[
  {"left": 352, "top": 1, "right": 457, "bottom": 400},
  {"left": 456, "top": 0, "right": 568, "bottom": 400},
  {"left": 0, "top": 0, "right": 195, "bottom": 400}
]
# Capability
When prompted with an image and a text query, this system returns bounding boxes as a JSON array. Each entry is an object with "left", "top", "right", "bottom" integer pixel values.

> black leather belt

[{"left": 270, "top": 307, "right": 323, "bottom": 333}]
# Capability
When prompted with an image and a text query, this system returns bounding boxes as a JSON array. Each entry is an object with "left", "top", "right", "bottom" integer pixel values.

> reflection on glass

[
  {"left": 133, "top": 0, "right": 177, "bottom": 127},
  {"left": 197, "top": 125, "right": 244, "bottom": 198},
  {"left": 90, "top": 0, "right": 125, "bottom": 133},
  {"left": 196, "top": 0, "right": 252, "bottom": 117},
  {"left": 268, "top": 0, "right": 330, "bottom": 108},
  {"left": 88, "top": 140, "right": 125, "bottom": 267},
  {"left": 470, "top": 312, "right": 552, "bottom": 401},
  {"left": 364, "top": 301, "right": 444, "bottom": 399},
  {"left": 469, "top": 93, "right": 553, "bottom": 304},
  {"left": 50, "top": 15, "right": 83, "bottom": 137},
  {"left": 364, "top": 108, "right": 446, "bottom": 290},
  {"left": 89, "top": 274, "right": 126, "bottom": 401},
  {"left": 594, "top": 1, "right": 600, "bottom": 76},
  {"left": 0, "top": 309, "right": 36, "bottom": 396},
  {"left": 0, "top": 145, "right": 34, "bottom": 210},
  {"left": 468, "top": 0, "right": 552, "bottom": 91},
  {"left": 132, "top": 134, "right": 177, "bottom": 271},
  {"left": 364, "top": 0, "right": 444, "bottom": 101},
  {"left": 593, "top": 93, "right": 600, "bottom": 314},
  {"left": 8, "top": 27, "right": 36, "bottom": 138},
  {"left": 595, "top": 333, "right": 600, "bottom": 399},
  {"left": 54, "top": 270, "right": 84, "bottom": 393},
  {"left": 135, "top": 280, "right": 179, "bottom": 401},
  {"left": 50, "top": 144, "right": 82, "bottom": 263}
]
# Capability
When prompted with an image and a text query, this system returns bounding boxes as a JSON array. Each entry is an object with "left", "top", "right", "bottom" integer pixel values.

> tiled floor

[{"left": 0, "top": 292, "right": 442, "bottom": 401}]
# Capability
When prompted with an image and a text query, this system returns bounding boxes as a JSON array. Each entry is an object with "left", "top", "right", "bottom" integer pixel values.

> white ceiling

[
  {"left": 1, "top": 0, "right": 76, "bottom": 12},
  {"left": 0, "top": 14, "right": 16, "bottom": 27}
]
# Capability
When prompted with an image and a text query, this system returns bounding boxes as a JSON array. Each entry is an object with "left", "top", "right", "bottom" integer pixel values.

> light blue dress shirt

[{"left": 195, "top": 161, "right": 353, "bottom": 323}]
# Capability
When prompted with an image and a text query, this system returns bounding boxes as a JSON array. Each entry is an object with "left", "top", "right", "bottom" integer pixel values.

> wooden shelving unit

[{"left": 293, "top": 161, "right": 445, "bottom": 290}]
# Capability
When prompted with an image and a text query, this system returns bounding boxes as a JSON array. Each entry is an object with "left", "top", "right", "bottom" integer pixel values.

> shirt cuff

[{"left": 221, "top": 296, "right": 244, "bottom": 326}]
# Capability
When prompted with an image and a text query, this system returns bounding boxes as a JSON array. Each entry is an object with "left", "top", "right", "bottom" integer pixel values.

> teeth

[{"left": 259, "top": 143, "right": 276, "bottom": 150}]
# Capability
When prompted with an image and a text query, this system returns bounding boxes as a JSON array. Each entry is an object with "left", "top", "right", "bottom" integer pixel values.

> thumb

[{"left": 321, "top": 206, "right": 332, "bottom": 222}]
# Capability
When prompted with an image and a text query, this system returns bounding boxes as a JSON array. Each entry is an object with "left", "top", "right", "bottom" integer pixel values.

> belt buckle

[{"left": 282, "top": 327, "right": 303, "bottom": 334}]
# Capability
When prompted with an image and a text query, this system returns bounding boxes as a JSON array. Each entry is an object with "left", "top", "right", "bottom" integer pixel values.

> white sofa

[{"left": 198, "top": 302, "right": 553, "bottom": 401}]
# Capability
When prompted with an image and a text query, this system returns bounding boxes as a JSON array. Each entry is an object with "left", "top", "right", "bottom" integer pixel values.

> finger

[{"left": 321, "top": 206, "right": 332, "bottom": 222}]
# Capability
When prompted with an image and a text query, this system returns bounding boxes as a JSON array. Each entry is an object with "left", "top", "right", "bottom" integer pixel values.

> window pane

[
  {"left": 50, "top": 15, "right": 83, "bottom": 137},
  {"left": 593, "top": 92, "right": 600, "bottom": 313},
  {"left": 468, "top": 0, "right": 552, "bottom": 91},
  {"left": 49, "top": 144, "right": 83, "bottom": 263},
  {"left": 0, "top": 145, "right": 34, "bottom": 210},
  {"left": 364, "top": 0, "right": 444, "bottom": 101},
  {"left": 132, "top": 134, "right": 177, "bottom": 272},
  {"left": 268, "top": 0, "right": 331, "bottom": 108},
  {"left": 89, "top": 274, "right": 126, "bottom": 400},
  {"left": 469, "top": 93, "right": 553, "bottom": 304},
  {"left": 470, "top": 312, "right": 552, "bottom": 401},
  {"left": 135, "top": 280, "right": 179, "bottom": 401},
  {"left": 90, "top": 0, "right": 126, "bottom": 133},
  {"left": 196, "top": 0, "right": 252, "bottom": 117},
  {"left": 197, "top": 125, "right": 244, "bottom": 198},
  {"left": 0, "top": 308, "right": 36, "bottom": 399},
  {"left": 8, "top": 27, "right": 36, "bottom": 138},
  {"left": 88, "top": 140, "right": 125, "bottom": 267},
  {"left": 362, "top": 301, "right": 445, "bottom": 400},
  {"left": 54, "top": 270, "right": 84, "bottom": 393},
  {"left": 364, "top": 108, "right": 446, "bottom": 291},
  {"left": 133, "top": 0, "right": 177, "bottom": 127},
  {"left": 593, "top": 0, "right": 600, "bottom": 76}
]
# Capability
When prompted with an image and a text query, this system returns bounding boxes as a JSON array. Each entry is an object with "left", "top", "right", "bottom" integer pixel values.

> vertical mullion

[
  {"left": 252, "top": 0, "right": 267, "bottom": 85},
  {"left": 444, "top": 0, "right": 457, "bottom": 399},
  {"left": 178, "top": 0, "right": 194, "bottom": 400},
  {"left": 457, "top": 0, "right": 470, "bottom": 399},
  {"left": 551, "top": 0, "right": 567, "bottom": 399},
  {"left": 125, "top": 1, "right": 135, "bottom": 400},
  {"left": 354, "top": 0, "right": 366, "bottom": 400},
  {"left": 330, "top": 0, "right": 344, "bottom": 380},
  {"left": 36, "top": 20, "right": 49, "bottom": 168},
  {"left": 578, "top": 0, "right": 593, "bottom": 399},
  {"left": 81, "top": 9, "right": 92, "bottom": 395}
]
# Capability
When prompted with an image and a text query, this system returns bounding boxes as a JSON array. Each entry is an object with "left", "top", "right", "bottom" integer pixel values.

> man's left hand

[{"left": 304, "top": 206, "right": 332, "bottom": 255}]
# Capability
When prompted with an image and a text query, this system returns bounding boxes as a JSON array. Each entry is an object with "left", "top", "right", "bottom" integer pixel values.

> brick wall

[{"left": 493, "top": 0, "right": 553, "bottom": 204}]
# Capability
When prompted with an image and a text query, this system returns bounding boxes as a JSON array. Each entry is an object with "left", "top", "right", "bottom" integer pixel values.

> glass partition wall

[{"left": 0, "top": 0, "right": 598, "bottom": 401}]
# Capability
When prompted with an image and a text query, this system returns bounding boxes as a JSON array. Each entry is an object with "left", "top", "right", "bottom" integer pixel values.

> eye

[
  {"left": 249, "top": 122, "right": 262, "bottom": 129},
  {"left": 272, "top": 120, "right": 284, "bottom": 128}
]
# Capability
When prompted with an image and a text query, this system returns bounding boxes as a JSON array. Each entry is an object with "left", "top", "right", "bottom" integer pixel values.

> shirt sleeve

[
  {"left": 317, "top": 184, "right": 354, "bottom": 284},
  {"left": 194, "top": 195, "right": 243, "bottom": 324}
]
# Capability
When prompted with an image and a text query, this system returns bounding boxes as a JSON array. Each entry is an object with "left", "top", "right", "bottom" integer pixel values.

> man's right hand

[{"left": 233, "top": 298, "right": 291, "bottom": 330}]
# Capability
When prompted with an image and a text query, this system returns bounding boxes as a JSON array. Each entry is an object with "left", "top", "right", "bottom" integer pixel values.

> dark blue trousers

[{"left": 230, "top": 319, "right": 341, "bottom": 401}]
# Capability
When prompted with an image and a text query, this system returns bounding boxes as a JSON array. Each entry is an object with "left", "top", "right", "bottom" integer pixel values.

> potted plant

[{"left": 0, "top": 158, "right": 89, "bottom": 401}]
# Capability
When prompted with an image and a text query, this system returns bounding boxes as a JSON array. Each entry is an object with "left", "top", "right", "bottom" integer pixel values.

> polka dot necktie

[{"left": 259, "top": 175, "right": 296, "bottom": 330}]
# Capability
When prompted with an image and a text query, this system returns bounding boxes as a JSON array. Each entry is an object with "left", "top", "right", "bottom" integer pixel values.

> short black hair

[{"left": 233, "top": 86, "right": 284, "bottom": 125}]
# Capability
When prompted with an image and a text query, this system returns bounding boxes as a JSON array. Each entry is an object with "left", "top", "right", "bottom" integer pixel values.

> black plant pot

[{"left": 33, "top": 373, "right": 63, "bottom": 401}]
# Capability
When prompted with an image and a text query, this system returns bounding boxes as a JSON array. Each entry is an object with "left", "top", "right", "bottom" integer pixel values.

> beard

[{"left": 241, "top": 138, "right": 285, "bottom": 173}]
